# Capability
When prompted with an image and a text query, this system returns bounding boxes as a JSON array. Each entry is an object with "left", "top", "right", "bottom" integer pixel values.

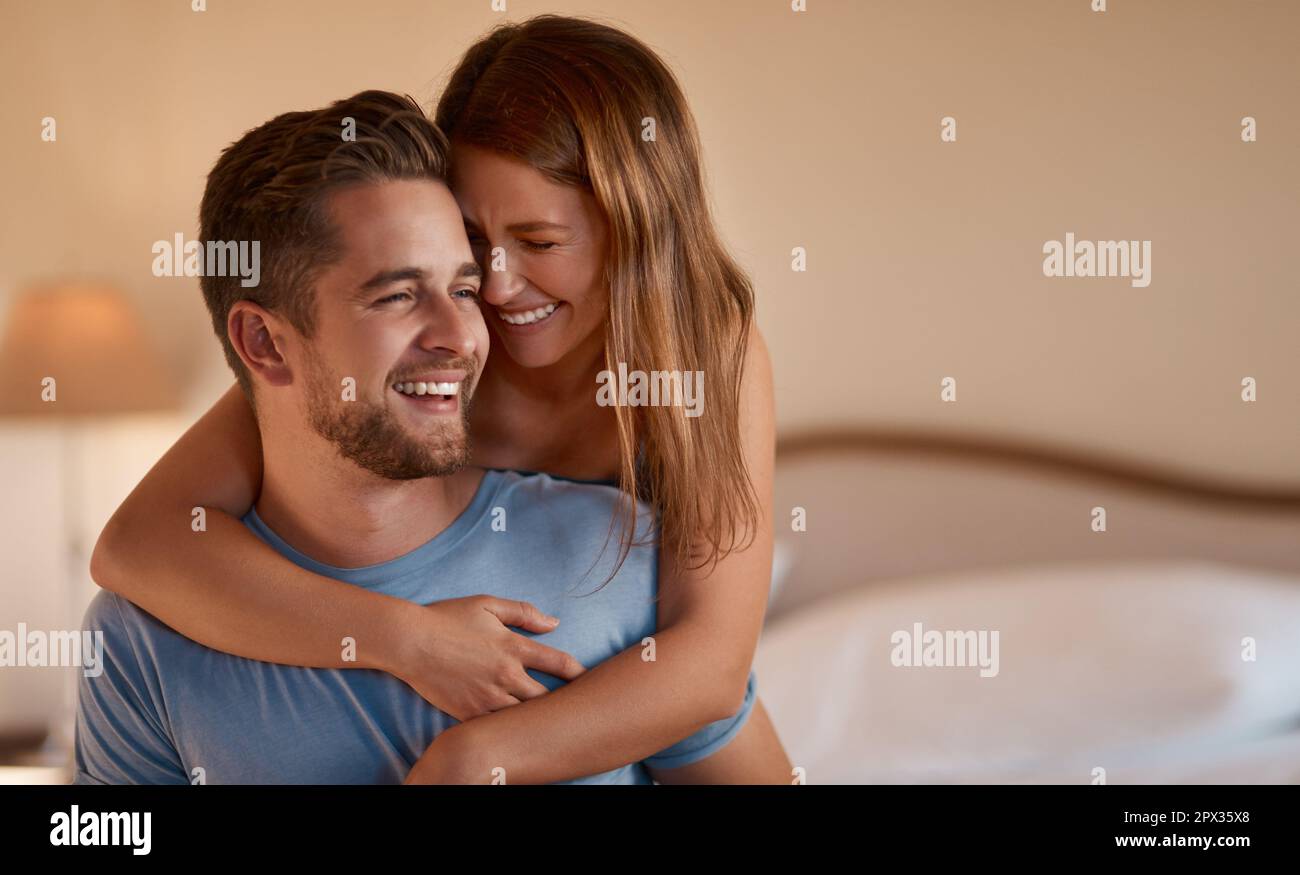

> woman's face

[{"left": 448, "top": 142, "right": 610, "bottom": 371}]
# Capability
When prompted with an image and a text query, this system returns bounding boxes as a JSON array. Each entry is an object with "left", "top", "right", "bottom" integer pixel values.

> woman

[{"left": 92, "top": 15, "right": 790, "bottom": 784}]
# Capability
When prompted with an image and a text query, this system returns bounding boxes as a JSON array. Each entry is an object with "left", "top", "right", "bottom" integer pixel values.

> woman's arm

[
  {"left": 406, "top": 327, "right": 790, "bottom": 783},
  {"left": 90, "top": 383, "right": 584, "bottom": 720},
  {"left": 648, "top": 699, "right": 792, "bottom": 784}
]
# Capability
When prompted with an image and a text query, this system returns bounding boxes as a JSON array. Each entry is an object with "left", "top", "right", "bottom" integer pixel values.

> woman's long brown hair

[{"left": 435, "top": 14, "right": 760, "bottom": 583}]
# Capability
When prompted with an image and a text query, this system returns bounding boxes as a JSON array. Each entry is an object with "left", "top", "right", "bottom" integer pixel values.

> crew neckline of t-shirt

[
  {"left": 241, "top": 468, "right": 509, "bottom": 589},
  {"left": 484, "top": 440, "right": 645, "bottom": 489}
]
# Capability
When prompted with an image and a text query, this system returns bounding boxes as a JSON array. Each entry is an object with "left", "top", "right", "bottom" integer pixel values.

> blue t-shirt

[{"left": 73, "top": 469, "right": 757, "bottom": 784}]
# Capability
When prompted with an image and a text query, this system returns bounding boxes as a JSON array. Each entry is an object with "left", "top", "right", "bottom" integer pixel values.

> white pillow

[{"left": 754, "top": 559, "right": 1300, "bottom": 784}]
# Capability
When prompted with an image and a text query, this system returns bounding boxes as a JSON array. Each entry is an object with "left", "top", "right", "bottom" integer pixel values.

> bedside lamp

[{"left": 0, "top": 281, "right": 178, "bottom": 777}]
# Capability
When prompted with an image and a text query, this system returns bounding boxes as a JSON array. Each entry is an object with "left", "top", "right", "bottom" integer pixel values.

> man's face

[{"left": 296, "top": 178, "right": 487, "bottom": 480}]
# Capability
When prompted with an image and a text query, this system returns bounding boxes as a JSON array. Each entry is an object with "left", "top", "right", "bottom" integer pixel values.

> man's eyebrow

[
  {"left": 457, "top": 262, "right": 484, "bottom": 280},
  {"left": 506, "top": 221, "right": 571, "bottom": 234},
  {"left": 359, "top": 267, "right": 428, "bottom": 292}
]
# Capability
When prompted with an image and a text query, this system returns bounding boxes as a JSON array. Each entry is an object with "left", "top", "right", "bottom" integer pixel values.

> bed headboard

[{"left": 768, "top": 429, "right": 1300, "bottom": 622}]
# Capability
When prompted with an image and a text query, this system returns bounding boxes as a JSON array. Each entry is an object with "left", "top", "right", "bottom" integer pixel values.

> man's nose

[{"left": 414, "top": 294, "right": 480, "bottom": 360}]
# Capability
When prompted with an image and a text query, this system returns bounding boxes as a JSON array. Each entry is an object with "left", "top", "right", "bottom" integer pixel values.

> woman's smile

[{"left": 493, "top": 301, "right": 564, "bottom": 334}]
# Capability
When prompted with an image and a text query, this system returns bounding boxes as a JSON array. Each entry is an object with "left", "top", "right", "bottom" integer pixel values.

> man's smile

[{"left": 390, "top": 373, "right": 465, "bottom": 415}]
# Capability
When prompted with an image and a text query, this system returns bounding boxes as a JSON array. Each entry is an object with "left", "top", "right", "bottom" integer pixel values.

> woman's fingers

[
  {"left": 516, "top": 638, "right": 586, "bottom": 681},
  {"left": 481, "top": 597, "right": 560, "bottom": 633},
  {"left": 506, "top": 672, "right": 551, "bottom": 703},
  {"left": 486, "top": 693, "right": 523, "bottom": 713}
]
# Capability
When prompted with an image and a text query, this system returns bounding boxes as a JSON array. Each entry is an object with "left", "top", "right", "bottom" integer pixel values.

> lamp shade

[{"left": 0, "top": 282, "right": 178, "bottom": 417}]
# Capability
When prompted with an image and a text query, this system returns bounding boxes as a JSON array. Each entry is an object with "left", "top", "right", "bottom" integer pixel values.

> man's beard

[{"left": 303, "top": 352, "right": 473, "bottom": 481}]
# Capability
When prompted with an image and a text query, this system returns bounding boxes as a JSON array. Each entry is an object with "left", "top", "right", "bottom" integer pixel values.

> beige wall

[{"left": 1, "top": 0, "right": 1296, "bottom": 485}]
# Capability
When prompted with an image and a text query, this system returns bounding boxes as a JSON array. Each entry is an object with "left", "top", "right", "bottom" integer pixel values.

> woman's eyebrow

[{"left": 506, "top": 221, "right": 571, "bottom": 234}]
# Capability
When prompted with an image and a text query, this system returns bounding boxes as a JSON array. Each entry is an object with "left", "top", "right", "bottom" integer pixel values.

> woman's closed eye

[{"left": 520, "top": 240, "right": 557, "bottom": 252}]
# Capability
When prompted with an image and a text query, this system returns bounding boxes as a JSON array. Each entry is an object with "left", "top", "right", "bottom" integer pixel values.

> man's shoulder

[
  {"left": 78, "top": 591, "right": 156, "bottom": 693},
  {"left": 81, "top": 589, "right": 176, "bottom": 657},
  {"left": 82, "top": 589, "right": 134, "bottom": 633}
]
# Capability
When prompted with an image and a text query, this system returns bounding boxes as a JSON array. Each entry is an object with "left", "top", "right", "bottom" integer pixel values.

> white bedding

[{"left": 754, "top": 559, "right": 1300, "bottom": 784}]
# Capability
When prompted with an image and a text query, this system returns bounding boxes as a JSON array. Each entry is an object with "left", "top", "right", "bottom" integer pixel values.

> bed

[{"left": 757, "top": 429, "right": 1300, "bottom": 783}]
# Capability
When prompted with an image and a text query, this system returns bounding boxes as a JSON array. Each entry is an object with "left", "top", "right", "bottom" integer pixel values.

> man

[{"left": 73, "top": 91, "right": 760, "bottom": 784}]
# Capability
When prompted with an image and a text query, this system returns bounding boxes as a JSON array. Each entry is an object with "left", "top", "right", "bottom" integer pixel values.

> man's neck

[{"left": 254, "top": 433, "right": 485, "bottom": 569}]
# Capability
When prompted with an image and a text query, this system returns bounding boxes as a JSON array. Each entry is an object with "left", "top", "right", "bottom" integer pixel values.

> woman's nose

[{"left": 479, "top": 247, "right": 524, "bottom": 306}]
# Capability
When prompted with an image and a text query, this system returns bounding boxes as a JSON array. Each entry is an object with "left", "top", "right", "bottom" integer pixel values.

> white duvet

[{"left": 754, "top": 559, "right": 1300, "bottom": 784}]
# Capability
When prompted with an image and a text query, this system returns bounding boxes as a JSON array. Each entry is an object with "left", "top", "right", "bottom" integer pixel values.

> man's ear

[{"left": 228, "top": 301, "right": 295, "bottom": 390}]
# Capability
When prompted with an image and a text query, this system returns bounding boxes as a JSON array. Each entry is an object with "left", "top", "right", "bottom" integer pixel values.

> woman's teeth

[
  {"left": 392, "top": 381, "right": 461, "bottom": 397},
  {"left": 497, "top": 302, "right": 558, "bottom": 325}
]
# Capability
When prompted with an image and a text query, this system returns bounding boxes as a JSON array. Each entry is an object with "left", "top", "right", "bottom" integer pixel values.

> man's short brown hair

[{"left": 198, "top": 90, "right": 448, "bottom": 400}]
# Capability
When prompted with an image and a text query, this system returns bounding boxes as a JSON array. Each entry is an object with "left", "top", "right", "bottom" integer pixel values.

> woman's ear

[{"left": 227, "top": 301, "right": 294, "bottom": 390}]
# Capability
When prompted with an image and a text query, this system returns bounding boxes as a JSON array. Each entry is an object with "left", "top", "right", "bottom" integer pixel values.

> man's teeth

[
  {"left": 497, "top": 302, "right": 558, "bottom": 325},
  {"left": 392, "top": 381, "right": 461, "bottom": 396}
]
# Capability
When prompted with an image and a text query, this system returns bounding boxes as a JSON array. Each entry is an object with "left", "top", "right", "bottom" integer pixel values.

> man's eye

[
  {"left": 375, "top": 291, "right": 413, "bottom": 305},
  {"left": 453, "top": 287, "right": 480, "bottom": 300}
]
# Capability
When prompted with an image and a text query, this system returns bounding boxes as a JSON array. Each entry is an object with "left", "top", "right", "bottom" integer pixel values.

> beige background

[{"left": 2, "top": 0, "right": 1297, "bottom": 481}]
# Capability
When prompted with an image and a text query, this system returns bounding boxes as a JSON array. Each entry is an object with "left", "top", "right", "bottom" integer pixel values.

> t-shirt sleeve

[
  {"left": 640, "top": 668, "right": 758, "bottom": 771},
  {"left": 73, "top": 593, "right": 189, "bottom": 785}
]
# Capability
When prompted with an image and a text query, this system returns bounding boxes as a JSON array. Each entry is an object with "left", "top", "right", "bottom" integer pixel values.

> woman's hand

[{"left": 386, "top": 596, "right": 587, "bottom": 722}]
